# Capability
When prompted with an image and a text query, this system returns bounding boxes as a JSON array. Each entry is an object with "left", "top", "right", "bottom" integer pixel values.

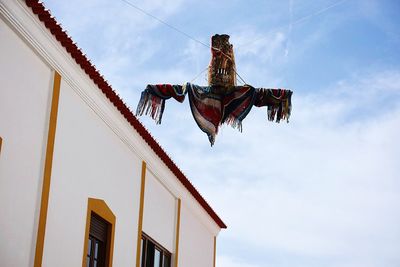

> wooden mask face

[{"left": 208, "top": 34, "right": 236, "bottom": 88}]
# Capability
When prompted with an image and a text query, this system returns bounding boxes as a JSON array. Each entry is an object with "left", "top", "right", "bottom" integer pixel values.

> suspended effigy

[{"left": 136, "top": 34, "right": 293, "bottom": 145}]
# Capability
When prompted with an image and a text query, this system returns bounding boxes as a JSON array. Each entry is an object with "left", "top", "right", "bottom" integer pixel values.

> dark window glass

[
  {"left": 87, "top": 213, "right": 109, "bottom": 267},
  {"left": 140, "top": 238, "right": 144, "bottom": 266},
  {"left": 141, "top": 233, "right": 171, "bottom": 267},
  {"left": 163, "top": 254, "right": 171, "bottom": 267}
]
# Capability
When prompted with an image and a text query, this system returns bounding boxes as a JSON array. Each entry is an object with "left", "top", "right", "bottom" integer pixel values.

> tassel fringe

[
  {"left": 136, "top": 91, "right": 165, "bottom": 124},
  {"left": 267, "top": 93, "right": 292, "bottom": 123},
  {"left": 224, "top": 115, "right": 243, "bottom": 132},
  {"left": 136, "top": 84, "right": 293, "bottom": 145},
  {"left": 208, "top": 134, "right": 216, "bottom": 146}
]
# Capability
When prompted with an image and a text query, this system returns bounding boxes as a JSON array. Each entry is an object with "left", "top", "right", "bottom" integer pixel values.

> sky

[{"left": 42, "top": 0, "right": 400, "bottom": 266}]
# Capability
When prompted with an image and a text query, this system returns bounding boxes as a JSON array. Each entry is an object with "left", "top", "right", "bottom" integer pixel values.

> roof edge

[{"left": 24, "top": 0, "right": 226, "bottom": 229}]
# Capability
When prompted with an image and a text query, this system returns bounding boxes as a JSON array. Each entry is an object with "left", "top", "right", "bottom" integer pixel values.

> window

[
  {"left": 82, "top": 198, "right": 115, "bottom": 267},
  {"left": 140, "top": 233, "right": 171, "bottom": 267},
  {"left": 86, "top": 213, "right": 109, "bottom": 267}
]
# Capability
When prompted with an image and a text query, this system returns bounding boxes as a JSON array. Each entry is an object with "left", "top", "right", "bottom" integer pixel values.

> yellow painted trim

[
  {"left": 213, "top": 236, "right": 217, "bottom": 267},
  {"left": 82, "top": 198, "right": 116, "bottom": 267},
  {"left": 136, "top": 161, "right": 147, "bottom": 267},
  {"left": 174, "top": 198, "right": 182, "bottom": 267},
  {"left": 34, "top": 71, "right": 61, "bottom": 267}
]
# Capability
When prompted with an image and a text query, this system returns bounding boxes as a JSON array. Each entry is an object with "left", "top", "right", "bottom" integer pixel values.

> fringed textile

[
  {"left": 221, "top": 85, "right": 256, "bottom": 132},
  {"left": 186, "top": 83, "right": 257, "bottom": 145},
  {"left": 186, "top": 83, "right": 222, "bottom": 145},
  {"left": 254, "top": 89, "right": 292, "bottom": 122},
  {"left": 136, "top": 84, "right": 185, "bottom": 124},
  {"left": 136, "top": 83, "right": 292, "bottom": 145}
]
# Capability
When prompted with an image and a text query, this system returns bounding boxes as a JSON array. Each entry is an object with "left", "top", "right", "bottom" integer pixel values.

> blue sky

[{"left": 42, "top": 0, "right": 400, "bottom": 266}]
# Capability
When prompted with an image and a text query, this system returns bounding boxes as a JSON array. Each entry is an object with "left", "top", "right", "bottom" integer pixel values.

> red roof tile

[{"left": 25, "top": 0, "right": 226, "bottom": 229}]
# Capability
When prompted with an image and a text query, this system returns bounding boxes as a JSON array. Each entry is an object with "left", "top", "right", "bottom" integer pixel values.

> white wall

[
  {"left": 179, "top": 203, "right": 215, "bottom": 267},
  {"left": 0, "top": 16, "right": 53, "bottom": 267},
  {"left": 0, "top": 1, "right": 222, "bottom": 266},
  {"left": 42, "top": 79, "right": 143, "bottom": 267},
  {"left": 143, "top": 169, "right": 177, "bottom": 252}
]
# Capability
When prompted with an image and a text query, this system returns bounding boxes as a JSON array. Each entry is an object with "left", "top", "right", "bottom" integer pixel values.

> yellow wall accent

[
  {"left": 136, "top": 161, "right": 147, "bottom": 267},
  {"left": 213, "top": 236, "right": 217, "bottom": 267},
  {"left": 174, "top": 198, "right": 182, "bottom": 267},
  {"left": 34, "top": 71, "right": 61, "bottom": 267},
  {"left": 82, "top": 198, "right": 116, "bottom": 267}
]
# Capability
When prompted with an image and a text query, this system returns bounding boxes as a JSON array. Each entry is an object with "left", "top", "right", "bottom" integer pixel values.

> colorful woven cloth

[
  {"left": 254, "top": 88, "right": 292, "bottom": 122},
  {"left": 136, "top": 83, "right": 292, "bottom": 145},
  {"left": 136, "top": 84, "right": 185, "bottom": 124},
  {"left": 187, "top": 83, "right": 256, "bottom": 144}
]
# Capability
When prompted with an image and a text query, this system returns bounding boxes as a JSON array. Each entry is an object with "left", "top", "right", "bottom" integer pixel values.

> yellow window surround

[{"left": 82, "top": 198, "right": 116, "bottom": 267}]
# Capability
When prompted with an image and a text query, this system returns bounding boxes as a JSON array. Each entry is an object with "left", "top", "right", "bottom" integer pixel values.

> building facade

[{"left": 0, "top": 1, "right": 226, "bottom": 266}]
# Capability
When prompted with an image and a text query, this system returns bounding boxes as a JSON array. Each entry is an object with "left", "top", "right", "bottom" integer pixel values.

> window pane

[
  {"left": 88, "top": 212, "right": 110, "bottom": 267},
  {"left": 86, "top": 256, "right": 90, "bottom": 267},
  {"left": 94, "top": 242, "right": 99, "bottom": 259},
  {"left": 87, "top": 239, "right": 92, "bottom": 256},
  {"left": 141, "top": 234, "right": 171, "bottom": 267},
  {"left": 163, "top": 254, "right": 171, "bottom": 267},
  {"left": 146, "top": 241, "right": 155, "bottom": 266},
  {"left": 140, "top": 238, "right": 144, "bottom": 266},
  {"left": 154, "top": 249, "right": 161, "bottom": 267}
]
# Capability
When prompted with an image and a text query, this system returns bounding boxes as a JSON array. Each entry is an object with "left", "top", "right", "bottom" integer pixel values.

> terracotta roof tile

[{"left": 24, "top": 0, "right": 226, "bottom": 229}]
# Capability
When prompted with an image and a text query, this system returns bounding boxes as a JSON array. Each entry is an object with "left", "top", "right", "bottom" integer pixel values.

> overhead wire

[
  {"left": 190, "top": 66, "right": 209, "bottom": 83},
  {"left": 119, "top": 0, "right": 210, "bottom": 49},
  {"left": 120, "top": 0, "right": 243, "bottom": 84},
  {"left": 234, "top": 70, "right": 247, "bottom": 85},
  {"left": 236, "top": 0, "right": 349, "bottom": 49},
  {"left": 290, "top": 0, "right": 349, "bottom": 27},
  {"left": 119, "top": 0, "right": 349, "bottom": 84}
]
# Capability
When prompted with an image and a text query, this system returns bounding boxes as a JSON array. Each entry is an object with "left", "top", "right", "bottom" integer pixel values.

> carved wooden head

[{"left": 208, "top": 34, "right": 236, "bottom": 88}]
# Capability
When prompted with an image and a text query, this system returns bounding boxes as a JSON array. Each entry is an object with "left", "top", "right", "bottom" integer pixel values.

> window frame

[
  {"left": 0, "top": 136, "right": 3, "bottom": 155},
  {"left": 82, "top": 198, "right": 116, "bottom": 267},
  {"left": 141, "top": 232, "right": 171, "bottom": 267}
]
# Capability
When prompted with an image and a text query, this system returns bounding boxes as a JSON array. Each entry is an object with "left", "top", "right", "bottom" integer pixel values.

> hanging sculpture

[{"left": 136, "top": 34, "right": 293, "bottom": 145}]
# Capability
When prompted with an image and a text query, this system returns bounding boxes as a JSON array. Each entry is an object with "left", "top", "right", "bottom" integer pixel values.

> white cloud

[
  {"left": 43, "top": 0, "right": 187, "bottom": 86},
  {"left": 213, "top": 72, "right": 400, "bottom": 266},
  {"left": 40, "top": 1, "right": 400, "bottom": 266},
  {"left": 218, "top": 254, "right": 263, "bottom": 267},
  {"left": 232, "top": 29, "right": 287, "bottom": 61},
  {"left": 141, "top": 69, "right": 400, "bottom": 267}
]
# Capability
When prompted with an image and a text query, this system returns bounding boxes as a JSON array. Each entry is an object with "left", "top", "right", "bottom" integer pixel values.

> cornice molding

[{"left": 0, "top": 0, "right": 223, "bottom": 234}]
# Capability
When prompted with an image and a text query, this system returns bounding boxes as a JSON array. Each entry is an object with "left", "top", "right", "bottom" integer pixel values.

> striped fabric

[
  {"left": 136, "top": 83, "right": 292, "bottom": 145},
  {"left": 136, "top": 84, "right": 185, "bottom": 124}
]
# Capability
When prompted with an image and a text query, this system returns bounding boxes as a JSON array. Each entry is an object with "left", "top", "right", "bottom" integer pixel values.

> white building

[{"left": 0, "top": 1, "right": 226, "bottom": 266}]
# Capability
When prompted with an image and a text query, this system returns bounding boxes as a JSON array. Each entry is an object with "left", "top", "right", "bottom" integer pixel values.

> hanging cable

[
  {"left": 236, "top": 0, "right": 349, "bottom": 49},
  {"left": 291, "top": 0, "right": 349, "bottom": 27},
  {"left": 120, "top": 0, "right": 211, "bottom": 49},
  {"left": 120, "top": 0, "right": 348, "bottom": 86},
  {"left": 120, "top": 0, "right": 247, "bottom": 85},
  {"left": 120, "top": 1, "right": 234, "bottom": 69},
  {"left": 120, "top": 0, "right": 348, "bottom": 51},
  {"left": 234, "top": 69, "right": 247, "bottom": 85},
  {"left": 190, "top": 66, "right": 209, "bottom": 83}
]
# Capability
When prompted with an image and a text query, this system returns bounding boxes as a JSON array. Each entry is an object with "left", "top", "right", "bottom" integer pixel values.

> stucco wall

[
  {"left": 0, "top": 1, "right": 222, "bottom": 266},
  {"left": 179, "top": 203, "right": 215, "bottom": 267},
  {"left": 42, "top": 78, "right": 143, "bottom": 267},
  {"left": 0, "top": 16, "right": 53, "bottom": 267},
  {"left": 143, "top": 169, "right": 177, "bottom": 252}
]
